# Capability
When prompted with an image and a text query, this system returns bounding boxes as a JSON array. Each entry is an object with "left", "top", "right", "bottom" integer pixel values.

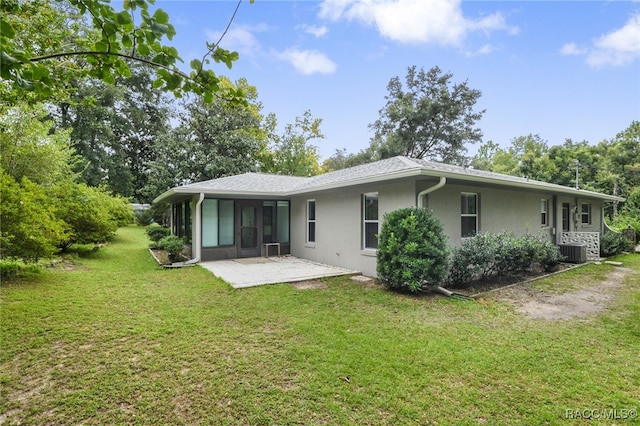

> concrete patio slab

[{"left": 199, "top": 255, "right": 358, "bottom": 289}]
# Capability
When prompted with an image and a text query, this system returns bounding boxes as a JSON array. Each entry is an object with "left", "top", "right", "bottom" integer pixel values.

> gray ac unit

[{"left": 559, "top": 243, "right": 587, "bottom": 264}]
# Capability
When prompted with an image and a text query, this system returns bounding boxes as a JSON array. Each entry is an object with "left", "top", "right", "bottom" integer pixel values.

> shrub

[
  {"left": 528, "top": 235, "right": 564, "bottom": 271},
  {"left": 600, "top": 231, "right": 634, "bottom": 257},
  {"left": 157, "top": 235, "right": 186, "bottom": 262},
  {"left": 0, "top": 171, "right": 69, "bottom": 261},
  {"left": 448, "top": 232, "right": 564, "bottom": 285},
  {"left": 146, "top": 225, "right": 171, "bottom": 244},
  {"left": 135, "top": 209, "right": 155, "bottom": 226},
  {"left": 609, "top": 213, "right": 640, "bottom": 235},
  {"left": 53, "top": 183, "right": 122, "bottom": 249},
  {"left": 0, "top": 260, "right": 42, "bottom": 281},
  {"left": 106, "top": 195, "right": 135, "bottom": 227},
  {"left": 377, "top": 207, "right": 449, "bottom": 293}
]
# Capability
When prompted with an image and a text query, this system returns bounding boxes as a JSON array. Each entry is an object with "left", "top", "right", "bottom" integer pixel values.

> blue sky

[{"left": 156, "top": 0, "right": 640, "bottom": 161}]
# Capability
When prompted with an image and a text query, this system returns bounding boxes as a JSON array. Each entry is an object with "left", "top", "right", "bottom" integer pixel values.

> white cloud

[
  {"left": 560, "top": 42, "right": 588, "bottom": 56},
  {"left": 205, "top": 24, "right": 268, "bottom": 57},
  {"left": 318, "top": 0, "right": 516, "bottom": 46},
  {"left": 560, "top": 14, "right": 640, "bottom": 68},
  {"left": 277, "top": 48, "right": 337, "bottom": 74},
  {"left": 586, "top": 13, "right": 640, "bottom": 67},
  {"left": 298, "top": 24, "right": 329, "bottom": 37}
]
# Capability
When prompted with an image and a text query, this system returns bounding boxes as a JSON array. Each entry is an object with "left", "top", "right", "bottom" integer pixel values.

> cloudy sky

[{"left": 157, "top": 0, "right": 640, "bottom": 160}]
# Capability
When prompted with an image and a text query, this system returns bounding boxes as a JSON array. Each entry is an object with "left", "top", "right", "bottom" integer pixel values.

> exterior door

[{"left": 236, "top": 201, "right": 262, "bottom": 257}]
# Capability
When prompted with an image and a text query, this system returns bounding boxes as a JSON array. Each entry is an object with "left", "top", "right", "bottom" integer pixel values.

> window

[
  {"left": 562, "top": 203, "right": 570, "bottom": 232},
  {"left": 581, "top": 203, "right": 591, "bottom": 224},
  {"left": 363, "top": 193, "right": 379, "bottom": 249},
  {"left": 541, "top": 199, "right": 549, "bottom": 227},
  {"left": 263, "top": 201, "right": 290, "bottom": 243},
  {"left": 461, "top": 192, "right": 478, "bottom": 238},
  {"left": 307, "top": 200, "right": 316, "bottom": 243},
  {"left": 202, "top": 199, "right": 234, "bottom": 247}
]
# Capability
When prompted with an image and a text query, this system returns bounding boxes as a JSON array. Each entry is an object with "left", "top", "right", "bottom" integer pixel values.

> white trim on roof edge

[{"left": 153, "top": 156, "right": 624, "bottom": 204}]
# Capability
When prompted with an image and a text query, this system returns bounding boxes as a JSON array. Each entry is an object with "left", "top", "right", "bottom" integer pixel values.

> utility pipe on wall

[
  {"left": 186, "top": 193, "right": 205, "bottom": 264},
  {"left": 417, "top": 176, "right": 447, "bottom": 208}
]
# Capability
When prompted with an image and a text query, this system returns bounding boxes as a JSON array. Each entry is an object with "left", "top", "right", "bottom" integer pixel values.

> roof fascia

[
  {"left": 286, "top": 168, "right": 423, "bottom": 195},
  {"left": 154, "top": 187, "right": 290, "bottom": 203},
  {"left": 418, "top": 170, "right": 625, "bottom": 202}
]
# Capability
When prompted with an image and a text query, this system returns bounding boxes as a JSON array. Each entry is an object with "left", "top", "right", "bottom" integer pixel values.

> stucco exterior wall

[
  {"left": 290, "top": 180, "right": 417, "bottom": 277},
  {"left": 554, "top": 195, "right": 604, "bottom": 234},
  {"left": 290, "top": 179, "right": 607, "bottom": 278},
  {"left": 425, "top": 183, "right": 556, "bottom": 247}
]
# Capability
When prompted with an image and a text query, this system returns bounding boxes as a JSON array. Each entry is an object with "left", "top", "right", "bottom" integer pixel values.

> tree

[
  {"left": 0, "top": 103, "right": 133, "bottom": 260},
  {"left": 54, "top": 66, "right": 171, "bottom": 201},
  {"left": 0, "top": 104, "right": 79, "bottom": 187},
  {"left": 369, "top": 65, "right": 484, "bottom": 165},
  {"left": 143, "top": 79, "right": 266, "bottom": 199},
  {"left": 486, "top": 134, "right": 558, "bottom": 182},
  {"left": 1, "top": 0, "right": 251, "bottom": 104},
  {"left": 265, "top": 110, "right": 324, "bottom": 176}
]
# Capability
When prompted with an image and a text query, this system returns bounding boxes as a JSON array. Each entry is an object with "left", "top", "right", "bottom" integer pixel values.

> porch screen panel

[
  {"left": 202, "top": 199, "right": 219, "bottom": 247},
  {"left": 263, "top": 201, "right": 276, "bottom": 243},
  {"left": 219, "top": 200, "right": 234, "bottom": 246},
  {"left": 277, "top": 201, "right": 290, "bottom": 243}
]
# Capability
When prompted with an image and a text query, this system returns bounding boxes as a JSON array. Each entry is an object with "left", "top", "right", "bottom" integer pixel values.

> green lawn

[{"left": 1, "top": 226, "right": 639, "bottom": 425}]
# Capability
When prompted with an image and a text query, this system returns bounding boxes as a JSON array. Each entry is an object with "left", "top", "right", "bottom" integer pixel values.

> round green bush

[
  {"left": 157, "top": 235, "right": 186, "bottom": 262},
  {"left": 377, "top": 207, "right": 449, "bottom": 293},
  {"left": 146, "top": 225, "right": 171, "bottom": 243}
]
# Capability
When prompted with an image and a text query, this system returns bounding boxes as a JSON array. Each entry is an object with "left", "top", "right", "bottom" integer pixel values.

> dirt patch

[
  {"left": 350, "top": 275, "right": 381, "bottom": 289},
  {"left": 291, "top": 280, "right": 327, "bottom": 290},
  {"left": 490, "top": 267, "right": 634, "bottom": 320},
  {"left": 48, "top": 259, "right": 83, "bottom": 271}
]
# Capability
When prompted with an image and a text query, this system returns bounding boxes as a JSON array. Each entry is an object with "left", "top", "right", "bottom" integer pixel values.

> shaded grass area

[{"left": 1, "top": 226, "right": 639, "bottom": 425}]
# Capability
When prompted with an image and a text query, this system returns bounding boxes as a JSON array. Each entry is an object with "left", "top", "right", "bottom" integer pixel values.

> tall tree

[
  {"left": 143, "top": 79, "right": 266, "bottom": 200},
  {"left": 264, "top": 110, "right": 324, "bottom": 176},
  {"left": 55, "top": 67, "right": 171, "bottom": 201},
  {"left": 369, "top": 65, "right": 484, "bottom": 165}
]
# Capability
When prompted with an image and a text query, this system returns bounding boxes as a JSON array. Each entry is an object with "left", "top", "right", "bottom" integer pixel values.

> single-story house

[{"left": 153, "top": 156, "right": 624, "bottom": 277}]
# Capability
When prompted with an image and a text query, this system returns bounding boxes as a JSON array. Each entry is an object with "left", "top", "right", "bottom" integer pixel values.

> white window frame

[
  {"left": 581, "top": 202, "right": 591, "bottom": 225},
  {"left": 306, "top": 199, "right": 316, "bottom": 244},
  {"left": 363, "top": 193, "right": 379, "bottom": 250},
  {"left": 461, "top": 192, "right": 478, "bottom": 238},
  {"left": 541, "top": 199, "right": 549, "bottom": 227}
]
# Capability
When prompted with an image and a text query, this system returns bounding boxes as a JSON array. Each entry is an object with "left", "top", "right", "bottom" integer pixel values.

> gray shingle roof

[{"left": 154, "top": 156, "right": 624, "bottom": 203}]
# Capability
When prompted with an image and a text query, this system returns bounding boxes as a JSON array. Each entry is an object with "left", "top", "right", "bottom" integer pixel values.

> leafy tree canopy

[
  {"left": 142, "top": 78, "right": 266, "bottom": 200},
  {"left": 263, "top": 110, "right": 324, "bottom": 176},
  {"left": 53, "top": 65, "right": 171, "bottom": 201},
  {"left": 1, "top": 0, "right": 252, "bottom": 104},
  {"left": 369, "top": 65, "right": 484, "bottom": 165},
  {"left": 470, "top": 121, "right": 640, "bottom": 218}
]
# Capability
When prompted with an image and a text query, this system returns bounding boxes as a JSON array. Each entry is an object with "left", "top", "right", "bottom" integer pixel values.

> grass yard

[{"left": 1, "top": 226, "right": 639, "bottom": 425}]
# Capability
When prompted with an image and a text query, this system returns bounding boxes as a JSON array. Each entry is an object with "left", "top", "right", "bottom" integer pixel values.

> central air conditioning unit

[{"left": 559, "top": 243, "right": 587, "bottom": 264}]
